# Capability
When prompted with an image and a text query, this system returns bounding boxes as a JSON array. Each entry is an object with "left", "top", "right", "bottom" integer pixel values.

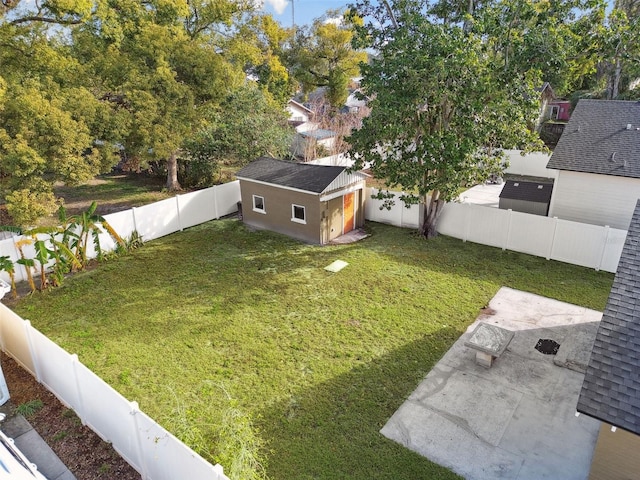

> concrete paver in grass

[{"left": 381, "top": 287, "right": 602, "bottom": 480}]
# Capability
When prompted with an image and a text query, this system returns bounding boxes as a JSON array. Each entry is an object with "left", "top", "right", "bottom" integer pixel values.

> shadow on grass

[
  {"left": 258, "top": 327, "right": 464, "bottom": 480},
  {"left": 359, "top": 222, "right": 613, "bottom": 312}
]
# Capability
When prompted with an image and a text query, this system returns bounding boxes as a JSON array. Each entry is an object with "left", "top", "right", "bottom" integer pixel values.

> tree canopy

[
  {"left": 0, "top": 0, "right": 295, "bottom": 226},
  {"left": 347, "top": 0, "right": 544, "bottom": 238},
  {"left": 287, "top": 11, "right": 367, "bottom": 110}
]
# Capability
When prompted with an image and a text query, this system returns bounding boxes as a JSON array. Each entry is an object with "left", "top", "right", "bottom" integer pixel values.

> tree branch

[{"left": 10, "top": 16, "right": 83, "bottom": 25}]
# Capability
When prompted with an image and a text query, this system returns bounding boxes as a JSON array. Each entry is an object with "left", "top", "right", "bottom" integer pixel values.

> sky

[{"left": 261, "top": 0, "right": 351, "bottom": 27}]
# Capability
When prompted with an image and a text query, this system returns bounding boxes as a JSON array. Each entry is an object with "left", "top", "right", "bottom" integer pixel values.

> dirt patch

[{"left": 1, "top": 353, "right": 141, "bottom": 480}]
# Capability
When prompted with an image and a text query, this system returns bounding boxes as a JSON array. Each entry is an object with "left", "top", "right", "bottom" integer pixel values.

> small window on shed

[
  {"left": 253, "top": 195, "right": 265, "bottom": 214},
  {"left": 291, "top": 204, "right": 306, "bottom": 224}
]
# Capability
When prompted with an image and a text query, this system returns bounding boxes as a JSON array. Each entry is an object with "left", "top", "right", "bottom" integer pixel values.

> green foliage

[
  {"left": 0, "top": 24, "right": 120, "bottom": 226},
  {"left": 348, "top": 0, "right": 542, "bottom": 238},
  {"left": 216, "top": 398, "right": 268, "bottom": 480},
  {"left": 288, "top": 11, "right": 367, "bottom": 109},
  {"left": 3, "top": 201, "right": 125, "bottom": 293},
  {"left": 183, "top": 85, "right": 292, "bottom": 187},
  {"left": 14, "top": 220, "right": 612, "bottom": 479},
  {"left": 0, "top": 255, "right": 17, "bottom": 299},
  {"left": 16, "top": 399, "right": 44, "bottom": 417}
]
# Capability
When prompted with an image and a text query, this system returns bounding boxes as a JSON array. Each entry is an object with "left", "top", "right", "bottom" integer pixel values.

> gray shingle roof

[
  {"left": 546, "top": 100, "right": 640, "bottom": 179},
  {"left": 235, "top": 157, "right": 345, "bottom": 193},
  {"left": 498, "top": 180, "right": 553, "bottom": 203},
  {"left": 577, "top": 199, "right": 640, "bottom": 434},
  {"left": 299, "top": 129, "right": 336, "bottom": 140}
]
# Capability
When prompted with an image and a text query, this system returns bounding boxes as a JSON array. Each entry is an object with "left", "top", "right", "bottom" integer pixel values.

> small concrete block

[
  {"left": 476, "top": 351, "right": 494, "bottom": 368},
  {"left": 465, "top": 322, "right": 514, "bottom": 357}
]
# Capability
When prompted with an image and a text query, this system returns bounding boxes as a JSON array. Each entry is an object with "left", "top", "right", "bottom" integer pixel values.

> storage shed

[
  {"left": 236, "top": 157, "right": 367, "bottom": 245},
  {"left": 498, "top": 180, "right": 553, "bottom": 216}
]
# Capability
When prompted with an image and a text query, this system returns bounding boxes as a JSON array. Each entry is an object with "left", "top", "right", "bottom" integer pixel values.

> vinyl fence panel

[
  {"left": 134, "top": 198, "right": 181, "bottom": 242},
  {"left": 550, "top": 220, "right": 612, "bottom": 270},
  {"left": 29, "top": 329, "right": 81, "bottom": 410},
  {"left": 437, "top": 203, "right": 467, "bottom": 238},
  {"left": 135, "top": 410, "right": 228, "bottom": 480},
  {"left": 214, "top": 181, "right": 242, "bottom": 218},
  {"left": 0, "top": 308, "right": 35, "bottom": 375},
  {"left": 177, "top": 189, "right": 217, "bottom": 229},
  {"left": 464, "top": 205, "right": 510, "bottom": 249},
  {"left": 503, "top": 150, "right": 557, "bottom": 179},
  {"left": 72, "top": 360, "right": 143, "bottom": 469},
  {"left": 365, "top": 188, "right": 420, "bottom": 228},
  {"left": 0, "top": 237, "right": 22, "bottom": 284},
  {"left": 599, "top": 227, "right": 627, "bottom": 272},
  {"left": 506, "top": 211, "right": 556, "bottom": 258}
]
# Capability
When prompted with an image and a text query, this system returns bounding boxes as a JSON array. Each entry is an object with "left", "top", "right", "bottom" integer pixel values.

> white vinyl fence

[
  {"left": 502, "top": 150, "right": 557, "bottom": 179},
  {"left": 365, "top": 187, "right": 626, "bottom": 273},
  {"left": 0, "top": 181, "right": 241, "bottom": 284},
  {"left": 0, "top": 303, "right": 229, "bottom": 480},
  {"left": 0, "top": 182, "right": 241, "bottom": 480}
]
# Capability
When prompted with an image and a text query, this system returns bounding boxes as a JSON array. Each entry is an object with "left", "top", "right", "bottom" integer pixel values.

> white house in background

[
  {"left": 342, "top": 89, "right": 369, "bottom": 114},
  {"left": 286, "top": 100, "right": 315, "bottom": 132},
  {"left": 292, "top": 128, "right": 337, "bottom": 160},
  {"left": 546, "top": 99, "right": 640, "bottom": 230}
]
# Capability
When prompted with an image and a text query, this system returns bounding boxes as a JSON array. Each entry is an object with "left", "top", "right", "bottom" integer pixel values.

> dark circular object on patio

[{"left": 535, "top": 338, "right": 560, "bottom": 355}]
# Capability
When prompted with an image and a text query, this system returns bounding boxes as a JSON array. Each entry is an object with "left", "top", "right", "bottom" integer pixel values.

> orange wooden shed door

[{"left": 343, "top": 192, "right": 355, "bottom": 234}]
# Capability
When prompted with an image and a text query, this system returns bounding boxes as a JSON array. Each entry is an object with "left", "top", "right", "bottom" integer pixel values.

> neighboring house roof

[
  {"left": 577, "top": 199, "right": 640, "bottom": 435},
  {"left": 299, "top": 129, "right": 336, "bottom": 140},
  {"left": 498, "top": 180, "right": 553, "bottom": 203},
  {"left": 345, "top": 90, "right": 369, "bottom": 109},
  {"left": 236, "top": 157, "right": 345, "bottom": 193},
  {"left": 546, "top": 100, "right": 640, "bottom": 179},
  {"left": 535, "top": 82, "right": 555, "bottom": 97},
  {"left": 287, "top": 99, "right": 314, "bottom": 115}
]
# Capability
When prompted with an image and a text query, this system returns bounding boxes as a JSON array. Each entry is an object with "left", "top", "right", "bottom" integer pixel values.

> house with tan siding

[
  {"left": 577, "top": 199, "right": 640, "bottom": 479},
  {"left": 236, "top": 157, "right": 367, "bottom": 245}
]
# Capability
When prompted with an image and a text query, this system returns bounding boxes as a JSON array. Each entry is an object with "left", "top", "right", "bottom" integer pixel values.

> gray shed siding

[
  {"left": 499, "top": 198, "right": 549, "bottom": 216},
  {"left": 240, "top": 181, "right": 322, "bottom": 244}
]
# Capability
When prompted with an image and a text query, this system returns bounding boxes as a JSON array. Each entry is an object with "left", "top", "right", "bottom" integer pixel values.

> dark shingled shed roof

[
  {"left": 577, "top": 199, "right": 640, "bottom": 435},
  {"left": 546, "top": 100, "right": 640, "bottom": 179},
  {"left": 235, "top": 157, "right": 345, "bottom": 194},
  {"left": 498, "top": 180, "right": 553, "bottom": 203}
]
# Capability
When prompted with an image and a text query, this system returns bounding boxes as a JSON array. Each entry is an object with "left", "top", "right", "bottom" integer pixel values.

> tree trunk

[
  {"left": 420, "top": 190, "right": 445, "bottom": 239},
  {"left": 612, "top": 58, "right": 622, "bottom": 99},
  {"left": 165, "top": 151, "right": 182, "bottom": 191}
]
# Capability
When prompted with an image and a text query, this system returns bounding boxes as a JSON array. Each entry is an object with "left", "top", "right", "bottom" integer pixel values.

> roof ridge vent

[{"left": 627, "top": 124, "right": 633, "bottom": 130}]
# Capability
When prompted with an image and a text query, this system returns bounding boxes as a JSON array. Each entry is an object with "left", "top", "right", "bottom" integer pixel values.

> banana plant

[
  {"left": 0, "top": 255, "right": 17, "bottom": 299},
  {"left": 14, "top": 238, "right": 36, "bottom": 293},
  {"left": 60, "top": 203, "right": 125, "bottom": 269},
  {"left": 24, "top": 227, "right": 82, "bottom": 288}
]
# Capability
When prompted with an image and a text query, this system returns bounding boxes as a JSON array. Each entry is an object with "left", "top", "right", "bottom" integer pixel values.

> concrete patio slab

[
  {"left": 459, "top": 184, "right": 505, "bottom": 208},
  {"left": 381, "top": 286, "right": 602, "bottom": 480}
]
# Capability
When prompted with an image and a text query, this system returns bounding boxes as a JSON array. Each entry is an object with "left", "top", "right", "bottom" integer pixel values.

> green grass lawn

[{"left": 14, "top": 220, "right": 613, "bottom": 479}]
